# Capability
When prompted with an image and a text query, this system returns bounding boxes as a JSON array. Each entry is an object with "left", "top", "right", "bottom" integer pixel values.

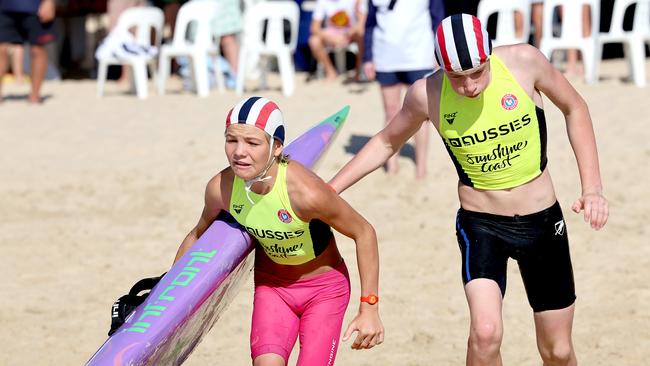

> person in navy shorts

[{"left": 0, "top": 0, "right": 55, "bottom": 103}]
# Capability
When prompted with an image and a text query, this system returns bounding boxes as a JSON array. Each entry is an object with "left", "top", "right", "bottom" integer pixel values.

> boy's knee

[
  {"left": 539, "top": 342, "right": 574, "bottom": 366},
  {"left": 469, "top": 320, "right": 503, "bottom": 354}
]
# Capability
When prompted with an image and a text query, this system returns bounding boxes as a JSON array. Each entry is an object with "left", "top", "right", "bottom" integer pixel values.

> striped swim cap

[
  {"left": 434, "top": 14, "right": 492, "bottom": 73},
  {"left": 225, "top": 96, "right": 285, "bottom": 144}
]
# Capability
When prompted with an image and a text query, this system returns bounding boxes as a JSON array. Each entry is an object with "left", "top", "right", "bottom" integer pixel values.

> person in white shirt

[{"left": 363, "top": 0, "right": 445, "bottom": 179}]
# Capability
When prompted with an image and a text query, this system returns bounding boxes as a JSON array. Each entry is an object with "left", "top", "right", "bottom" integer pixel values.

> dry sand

[{"left": 0, "top": 59, "right": 648, "bottom": 365}]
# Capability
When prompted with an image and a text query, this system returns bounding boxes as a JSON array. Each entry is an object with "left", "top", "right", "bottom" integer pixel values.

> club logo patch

[
  {"left": 277, "top": 209, "right": 292, "bottom": 223},
  {"left": 233, "top": 204, "right": 244, "bottom": 214},
  {"left": 501, "top": 94, "right": 518, "bottom": 110}
]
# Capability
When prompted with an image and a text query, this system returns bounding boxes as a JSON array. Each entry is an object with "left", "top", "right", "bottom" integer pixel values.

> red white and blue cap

[
  {"left": 226, "top": 96, "right": 285, "bottom": 144},
  {"left": 434, "top": 14, "right": 492, "bottom": 73}
]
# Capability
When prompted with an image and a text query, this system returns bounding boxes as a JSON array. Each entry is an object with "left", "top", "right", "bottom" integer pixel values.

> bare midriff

[
  {"left": 458, "top": 168, "right": 557, "bottom": 215},
  {"left": 254, "top": 236, "right": 343, "bottom": 280}
]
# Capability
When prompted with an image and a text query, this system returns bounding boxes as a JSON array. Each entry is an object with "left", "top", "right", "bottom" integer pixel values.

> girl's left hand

[
  {"left": 342, "top": 308, "right": 384, "bottom": 350},
  {"left": 571, "top": 191, "right": 609, "bottom": 230}
]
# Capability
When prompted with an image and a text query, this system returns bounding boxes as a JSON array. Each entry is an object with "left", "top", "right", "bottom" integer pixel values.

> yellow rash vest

[
  {"left": 229, "top": 161, "right": 333, "bottom": 265},
  {"left": 438, "top": 55, "right": 548, "bottom": 190}
]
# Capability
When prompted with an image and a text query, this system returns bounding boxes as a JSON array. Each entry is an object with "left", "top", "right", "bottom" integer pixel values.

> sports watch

[{"left": 360, "top": 293, "right": 379, "bottom": 305}]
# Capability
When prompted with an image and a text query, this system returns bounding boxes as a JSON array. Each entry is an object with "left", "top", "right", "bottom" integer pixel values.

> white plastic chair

[
  {"left": 236, "top": 1, "right": 300, "bottom": 96},
  {"left": 157, "top": 0, "right": 223, "bottom": 98},
  {"left": 592, "top": 0, "right": 650, "bottom": 86},
  {"left": 539, "top": 0, "right": 601, "bottom": 83},
  {"left": 477, "top": 0, "right": 531, "bottom": 46},
  {"left": 96, "top": 7, "right": 164, "bottom": 99}
]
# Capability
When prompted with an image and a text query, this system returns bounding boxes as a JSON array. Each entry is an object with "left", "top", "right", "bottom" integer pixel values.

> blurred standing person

[
  {"left": 0, "top": 0, "right": 55, "bottom": 103},
  {"left": 308, "top": 0, "right": 366, "bottom": 81},
  {"left": 363, "top": 0, "right": 445, "bottom": 179},
  {"left": 531, "top": 0, "right": 543, "bottom": 47}
]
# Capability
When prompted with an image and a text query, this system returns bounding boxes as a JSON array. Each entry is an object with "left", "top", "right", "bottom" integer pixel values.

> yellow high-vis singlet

[
  {"left": 229, "top": 161, "right": 333, "bottom": 265},
  {"left": 438, "top": 54, "right": 548, "bottom": 190}
]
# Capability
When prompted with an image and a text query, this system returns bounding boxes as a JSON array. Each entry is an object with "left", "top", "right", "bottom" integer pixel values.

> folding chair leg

[
  {"left": 626, "top": 40, "right": 647, "bottom": 87},
  {"left": 582, "top": 44, "right": 596, "bottom": 84},
  {"left": 591, "top": 42, "right": 604, "bottom": 85},
  {"left": 236, "top": 48, "right": 247, "bottom": 95},
  {"left": 212, "top": 54, "right": 225, "bottom": 93},
  {"left": 97, "top": 60, "right": 108, "bottom": 97},
  {"left": 157, "top": 54, "right": 171, "bottom": 96},
  {"left": 132, "top": 60, "right": 149, "bottom": 99},
  {"left": 192, "top": 54, "right": 210, "bottom": 98},
  {"left": 277, "top": 51, "right": 295, "bottom": 97}
]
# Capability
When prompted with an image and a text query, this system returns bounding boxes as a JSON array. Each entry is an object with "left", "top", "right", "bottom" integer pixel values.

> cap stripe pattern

[
  {"left": 226, "top": 96, "right": 285, "bottom": 143},
  {"left": 434, "top": 14, "right": 491, "bottom": 73}
]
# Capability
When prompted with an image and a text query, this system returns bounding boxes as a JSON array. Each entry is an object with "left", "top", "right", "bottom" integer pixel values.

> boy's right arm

[
  {"left": 172, "top": 171, "right": 229, "bottom": 264},
  {"left": 329, "top": 79, "right": 430, "bottom": 193}
]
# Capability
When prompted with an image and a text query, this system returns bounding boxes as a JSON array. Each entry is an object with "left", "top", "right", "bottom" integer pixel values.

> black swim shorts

[
  {"left": 455, "top": 201, "right": 576, "bottom": 312},
  {"left": 0, "top": 11, "right": 54, "bottom": 45}
]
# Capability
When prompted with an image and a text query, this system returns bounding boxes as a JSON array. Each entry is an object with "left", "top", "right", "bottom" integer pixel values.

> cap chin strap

[{"left": 243, "top": 136, "right": 277, "bottom": 205}]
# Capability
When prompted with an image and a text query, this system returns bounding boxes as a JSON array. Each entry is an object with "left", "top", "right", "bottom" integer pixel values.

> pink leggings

[{"left": 250, "top": 261, "right": 351, "bottom": 365}]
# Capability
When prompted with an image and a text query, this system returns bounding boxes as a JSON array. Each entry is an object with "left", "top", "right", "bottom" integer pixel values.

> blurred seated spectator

[
  {"left": 308, "top": 0, "right": 366, "bottom": 80},
  {"left": 212, "top": 0, "right": 242, "bottom": 76}
]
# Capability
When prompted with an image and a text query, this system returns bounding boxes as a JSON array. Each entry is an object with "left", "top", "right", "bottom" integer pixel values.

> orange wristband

[{"left": 360, "top": 293, "right": 379, "bottom": 305}]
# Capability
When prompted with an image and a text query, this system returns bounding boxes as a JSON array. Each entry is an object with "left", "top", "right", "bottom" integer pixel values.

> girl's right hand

[{"left": 342, "top": 307, "right": 384, "bottom": 350}]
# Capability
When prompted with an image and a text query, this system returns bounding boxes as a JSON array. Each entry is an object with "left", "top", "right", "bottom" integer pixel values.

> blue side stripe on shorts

[{"left": 456, "top": 214, "right": 472, "bottom": 281}]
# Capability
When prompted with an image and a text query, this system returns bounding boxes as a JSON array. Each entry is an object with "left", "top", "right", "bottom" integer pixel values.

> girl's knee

[{"left": 253, "top": 352, "right": 286, "bottom": 366}]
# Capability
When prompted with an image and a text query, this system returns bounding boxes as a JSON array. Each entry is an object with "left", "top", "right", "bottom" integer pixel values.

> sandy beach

[{"left": 1, "top": 58, "right": 648, "bottom": 365}]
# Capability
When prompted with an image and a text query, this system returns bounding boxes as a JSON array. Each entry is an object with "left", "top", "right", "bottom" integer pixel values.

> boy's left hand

[{"left": 572, "top": 192, "right": 608, "bottom": 230}]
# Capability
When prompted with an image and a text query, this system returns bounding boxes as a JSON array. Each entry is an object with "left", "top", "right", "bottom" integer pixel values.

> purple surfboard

[{"left": 86, "top": 106, "right": 350, "bottom": 366}]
